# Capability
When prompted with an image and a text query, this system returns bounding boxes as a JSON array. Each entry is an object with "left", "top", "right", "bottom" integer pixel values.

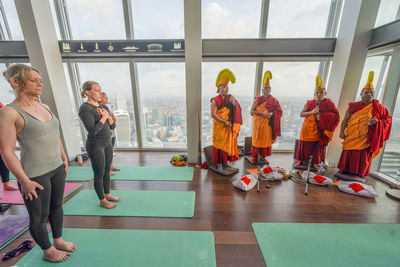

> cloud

[{"left": 202, "top": 2, "right": 260, "bottom": 38}]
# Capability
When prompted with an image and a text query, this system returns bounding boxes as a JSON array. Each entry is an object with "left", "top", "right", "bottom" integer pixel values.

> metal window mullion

[
  {"left": 123, "top": 0, "right": 144, "bottom": 148},
  {"left": 375, "top": 55, "right": 390, "bottom": 101},
  {"left": 254, "top": 0, "right": 269, "bottom": 99},
  {"left": 319, "top": 0, "right": 342, "bottom": 83},
  {"left": 0, "top": 0, "right": 12, "bottom": 40}
]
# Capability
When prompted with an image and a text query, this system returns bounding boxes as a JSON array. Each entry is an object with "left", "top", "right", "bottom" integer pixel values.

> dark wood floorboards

[{"left": 1, "top": 151, "right": 399, "bottom": 266}]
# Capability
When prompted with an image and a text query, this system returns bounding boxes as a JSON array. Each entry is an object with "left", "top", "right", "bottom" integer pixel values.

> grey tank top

[{"left": 9, "top": 103, "right": 63, "bottom": 178}]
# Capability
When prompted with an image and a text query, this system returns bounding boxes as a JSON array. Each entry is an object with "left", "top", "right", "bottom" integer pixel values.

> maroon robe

[
  {"left": 338, "top": 100, "right": 392, "bottom": 177},
  {"left": 211, "top": 94, "right": 243, "bottom": 164},
  {"left": 296, "top": 98, "right": 340, "bottom": 164},
  {"left": 251, "top": 95, "right": 282, "bottom": 162}
]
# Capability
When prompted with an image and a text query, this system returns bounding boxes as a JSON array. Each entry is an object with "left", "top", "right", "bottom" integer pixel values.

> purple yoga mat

[
  {"left": 0, "top": 216, "right": 29, "bottom": 249},
  {"left": 0, "top": 181, "right": 82, "bottom": 205}
]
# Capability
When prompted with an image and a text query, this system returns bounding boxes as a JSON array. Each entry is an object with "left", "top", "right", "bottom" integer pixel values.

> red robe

[
  {"left": 211, "top": 94, "right": 243, "bottom": 164},
  {"left": 338, "top": 100, "right": 392, "bottom": 177},
  {"left": 0, "top": 102, "right": 3, "bottom": 108},
  {"left": 296, "top": 98, "right": 340, "bottom": 164},
  {"left": 251, "top": 95, "right": 282, "bottom": 160}
]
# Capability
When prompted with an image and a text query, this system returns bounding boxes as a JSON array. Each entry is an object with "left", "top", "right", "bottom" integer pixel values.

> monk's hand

[
  {"left": 367, "top": 117, "right": 377, "bottom": 126},
  {"left": 20, "top": 179, "right": 44, "bottom": 201},
  {"left": 312, "top": 107, "right": 319, "bottom": 114},
  {"left": 339, "top": 132, "right": 345, "bottom": 139},
  {"left": 224, "top": 120, "right": 231, "bottom": 127}
]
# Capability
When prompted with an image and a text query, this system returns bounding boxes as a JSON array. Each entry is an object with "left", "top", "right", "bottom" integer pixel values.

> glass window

[
  {"left": 374, "top": 0, "right": 400, "bottom": 28},
  {"left": 131, "top": 0, "right": 184, "bottom": 39},
  {"left": 62, "top": 63, "right": 84, "bottom": 147},
  {"left": 136, "top": 63, "right": 187, "bottom": 148},
  {"left": 2, "top": 0, "right": 23, "bottom": 40},
  {"left": 65, "top": 0, "right": 126, "bottom": 39},
  {"left": 202, "top": 62, "right": 256, "bottom": 147},
  {"left": 356, "top": 53, "right": 392, "bottom": 102},
  {"left": 262, "top": 61, "right": 321, "bottom": 150},
  {"left": 202, "top": 0, "right": 262, "bottom": 38},
  {"left": 77, "top": 63, "right": 137, "bottom": 148},
  {"left": 379, "top": 87, "right": 400, "bottom": 181},
  {"left": 267, "top": 0, "right": 331, "bottom": 38}
]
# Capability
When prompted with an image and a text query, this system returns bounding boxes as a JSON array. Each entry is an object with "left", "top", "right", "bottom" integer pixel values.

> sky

[{"left": 1, "top": 0, "right": 399, "bottom": 101}]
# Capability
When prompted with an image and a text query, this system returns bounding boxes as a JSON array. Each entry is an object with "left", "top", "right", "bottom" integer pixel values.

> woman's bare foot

[
  {"left": 109, "top": 171, "right": 115, "bottom": 176},
  {"left": 43, "top": 246, "right": 71, "bottom": 262},
  {"left": 3, "top": 182, "right": 18, "bottom": 191},
  {"left": 54, "top": 238, "right": 77, "bottom": 252},
  {"left": 111, "top": 165, "right": 120, "bottom": 171},
  {"left": 105, "top": 194, "right": 121, "bottom": 202},
  {"left": 100, "top": 198, "right": 117, "bottom": 209}
]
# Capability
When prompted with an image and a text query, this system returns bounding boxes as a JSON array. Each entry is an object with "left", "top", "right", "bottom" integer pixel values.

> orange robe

[
  {"left": 296, "top": 98, "right": 340, "bottom": 164},
  {"left": 338, "top": 100, "right": 392, "bottom": 177},
  {"left": 211, "top": 95, "right": 242, "bottom": 164},
  {"left": 251, "top": 95, "right": 282, "bottom": 161}
]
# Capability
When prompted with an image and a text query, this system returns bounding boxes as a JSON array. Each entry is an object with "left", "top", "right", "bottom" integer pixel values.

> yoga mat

[
  {"left": 252, "top": 223, "right": 400, "bottom": 267},
  {"left": 63, "top": 190, "right": 195, "bottom": 217},
  {"left": 61, "top": 166, "right": 194, "bottom": 181},
  {"left": 16, "top": 228, "right": 216, "bottom": 267},
  {"left": 0, "top": 182, "right": 82, "bottom": 205},
  {"left": 0, "top": 215, "right": 29, "bottom": 250}
]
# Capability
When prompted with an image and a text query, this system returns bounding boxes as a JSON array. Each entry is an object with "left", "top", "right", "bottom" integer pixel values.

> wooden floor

[{"left": 1, "top": 151, "right": 400, "bottom": 267}]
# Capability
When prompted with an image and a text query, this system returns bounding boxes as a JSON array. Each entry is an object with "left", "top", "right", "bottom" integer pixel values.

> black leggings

[
  {"left": 19, "top": 164, "right": 66, "bottom": 250},
  {"left": 0, "top": 154, "right": 10, "bottom": 183},
  {"left": 86, "top": 139, "right": 113, "bottom": 200}
]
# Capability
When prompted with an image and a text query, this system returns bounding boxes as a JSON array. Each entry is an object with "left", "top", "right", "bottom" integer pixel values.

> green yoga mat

[
  {"left": 252, "top": 223, "right": 400, "bottom": 267},
  {"left": 64, "top": 166, "right": 194, "bottom": 181},
  {"left": 16, "top": 228, "right": 216, "bottom": 267},
  {"left": 63, "top": 190, "right": 195, "bottom": 217}
]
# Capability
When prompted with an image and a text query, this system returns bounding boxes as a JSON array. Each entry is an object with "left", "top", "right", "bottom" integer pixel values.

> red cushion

[
  {"left": 349, "top": 183, "right": 365, "bottom": 193},
  {"left": 313, "top": 175, "right": 326, "bottom": 184},
  {"left": 241, "top": 176, "right": 251, "bottom": 185},
  {"left": 263, "top": 167, "right": 272, "bottom": 174}
]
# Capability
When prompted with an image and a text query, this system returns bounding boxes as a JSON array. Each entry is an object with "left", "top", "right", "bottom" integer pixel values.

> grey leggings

[
  {"left": 19, "top": 164, "right": 65, "bottom": 250},
  {"left": 86, "top": 139, "right": 113, "bottom": 200}
]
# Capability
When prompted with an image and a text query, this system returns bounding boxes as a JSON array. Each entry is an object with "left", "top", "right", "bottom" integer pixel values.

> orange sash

[
  {"left": 213, "top": 107, "right": 240, "bottom": 157},
  {"left": 299, "top": 115, "right": 319, "bottom": 141},
  {"left": 342, "top": 103, "right": 372, "bottom": 151},
  {"left": 252, "top": 104, "right": 273, "bottom": 148}
]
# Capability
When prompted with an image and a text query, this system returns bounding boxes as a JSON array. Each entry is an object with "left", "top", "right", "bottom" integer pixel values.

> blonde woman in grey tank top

[{"left": 0, "top": 64, "right": 76, "bottom": 263}]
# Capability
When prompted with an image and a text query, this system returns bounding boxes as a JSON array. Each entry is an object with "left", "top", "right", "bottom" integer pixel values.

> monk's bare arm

[
  {"left": 339, "top": 108, "right": 351, "bottom": 139},
  {"left": 211, "top": 100, "right": 230, "bottom": 126},
  {"left": 300, "top": 103, "right": 317, "bottom": 117}
]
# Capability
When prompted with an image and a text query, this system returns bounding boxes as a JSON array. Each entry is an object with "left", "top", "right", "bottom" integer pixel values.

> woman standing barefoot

[
  {"left": 0, "top": 64, "right": 76, "bottom": 262},
  {"left": 79, "top": 81, "right": 120, "bottom": 209}
]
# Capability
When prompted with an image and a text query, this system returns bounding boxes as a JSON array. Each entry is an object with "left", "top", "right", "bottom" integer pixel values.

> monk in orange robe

[
  {"left": 250, "top": 70, "right": 282, "bottom": 164},
  {"left": 211, "top": 69, "right": 243, "bottom": 170},
  {"left": 296, "top": 75, "right": 340, "bottom": 170},
  {"left": 338, "top": 71, "right": 392, "bottom": 177}
]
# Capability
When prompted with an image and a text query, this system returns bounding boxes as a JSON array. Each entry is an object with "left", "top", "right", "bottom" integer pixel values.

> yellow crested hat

[
  {"left": 262, "top": 70, "right": 272, "bottom": 86},
  {"left": 315, "top": 75, "right": 325, "bottom": 91},
  {"left": 363, "top": 71, "right": 374, "bottom": 89},
  {"left": 216, "top": 68, "right": 236, "bottom": 87}
]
